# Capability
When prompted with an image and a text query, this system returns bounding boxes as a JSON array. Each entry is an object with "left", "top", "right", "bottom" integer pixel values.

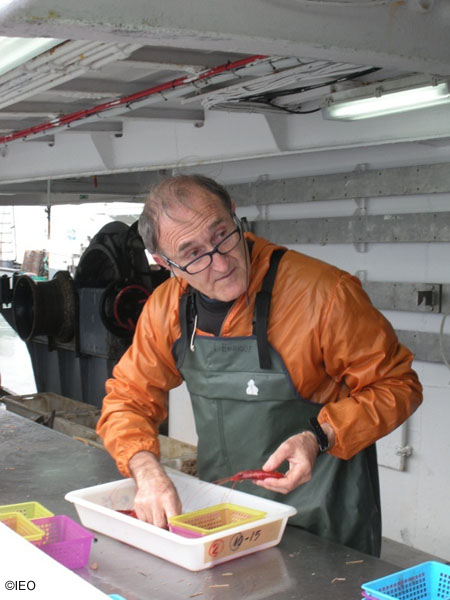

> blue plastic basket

[{"left": 362, "top": 561, "right": 450, "bottom": 600}]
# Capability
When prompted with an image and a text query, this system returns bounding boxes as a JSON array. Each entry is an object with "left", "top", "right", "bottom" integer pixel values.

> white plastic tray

[{"left": 65, "top": 468, "right": 296, "bottom": 571}]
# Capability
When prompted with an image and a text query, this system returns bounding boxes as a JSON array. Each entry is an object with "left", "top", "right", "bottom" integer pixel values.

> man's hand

[
  {"left": 254, "top": 423, "right": 335, "bottom": 494},
  {"left": 128, "top": 451, "right": 182, "bottom": 528}
]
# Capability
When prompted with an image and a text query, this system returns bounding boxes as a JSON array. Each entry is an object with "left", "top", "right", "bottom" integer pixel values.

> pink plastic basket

[{"left": 31, "top": 515, "right": 94, "bottom": 569}]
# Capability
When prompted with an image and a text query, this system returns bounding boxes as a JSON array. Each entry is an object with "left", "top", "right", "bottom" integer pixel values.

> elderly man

[{"left": 97, "top": 174, "right": 422, "bottom": 556}]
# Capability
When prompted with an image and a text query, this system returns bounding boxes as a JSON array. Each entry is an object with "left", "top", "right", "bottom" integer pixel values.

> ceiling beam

[
  {"left": 50, "top": 78, "right": 165, "bottom": 98},
  {"left": 0, "top": 119, "right": 46, "bottom": 131},
  {"left": 229, "top": 162, "right": 450, "bottom": 206},
  {"left": 118, "top": 59, "right": 202, "bottom": 73},
  {"left": 0, "top": 102, "right": 91, "bottom": 118},
  {"left": 1, "top": 0, "right": 450, "bottom": 75},
  {"left": 120, "top": 107, "right": 204, "bottom": 122},
  {"left": 0, "top": 103, "right": 204, "bottom": 124},
  {"left": 0, "top": 172, "right": 161, "bottom": 196},
  {"left": 126, "top": 46, "right": 247, "bottom": 69},
  {"left": 24, "top": 135, "right": 55, "bottom": 144},
  {"left": 0, "top": 121, "right": 124, "bottom": 136},
  {"left": 68, "top": 122, "right": 123, "bottom": 134}
]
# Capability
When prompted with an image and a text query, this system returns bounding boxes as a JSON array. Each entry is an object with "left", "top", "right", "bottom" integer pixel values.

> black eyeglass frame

[{"left": 161, "top": 216, "right": 242, "bottom": 275}]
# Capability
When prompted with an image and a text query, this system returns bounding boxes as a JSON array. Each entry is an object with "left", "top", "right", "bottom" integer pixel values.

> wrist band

[{"left": 308, "top": 416, "right": 330, "bottom": 453}]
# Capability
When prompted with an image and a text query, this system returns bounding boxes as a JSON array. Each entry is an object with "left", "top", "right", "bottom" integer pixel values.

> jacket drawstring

[{"left": 190, "top": 313, "right": 198, "bottom": 352}]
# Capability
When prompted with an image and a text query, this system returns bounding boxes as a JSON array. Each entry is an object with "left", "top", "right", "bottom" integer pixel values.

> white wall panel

[
  {"left": 169, "top": 382, "right": 198, "bottom": 447},
  {"left": 219, "top": 144, "right": 450, "bottom": 185},
  {"left": 380, "top": 361, "right": 450, "bottom": 559},
  {"left": 287, "top": 243, "right": 450, "bottom": 284}
]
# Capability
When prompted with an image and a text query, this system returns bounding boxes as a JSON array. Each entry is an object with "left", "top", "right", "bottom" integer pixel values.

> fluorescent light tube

[
  {"left": 323, "top": 81, "right": 450, "bottom": 121},
  {"left": 0, "top": 0, "right": 15, "bottom": 11},
  {"left": 0, "top": 37, "right": 63, "bottom": 77}
]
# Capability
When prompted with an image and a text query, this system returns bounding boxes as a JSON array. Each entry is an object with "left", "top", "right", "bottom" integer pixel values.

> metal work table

[{"left": 0, "top": 411, "right": 397, "bottom": 599}]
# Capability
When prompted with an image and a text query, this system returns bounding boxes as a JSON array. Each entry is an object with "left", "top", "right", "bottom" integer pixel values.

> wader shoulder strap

[{"left": 253, "top": 248, "right": 287, "bottom": 369}]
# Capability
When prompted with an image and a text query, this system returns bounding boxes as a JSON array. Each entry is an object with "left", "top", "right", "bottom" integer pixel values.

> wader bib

[{"left": 173, "top": 250, "right": 381, "bottom": 556}]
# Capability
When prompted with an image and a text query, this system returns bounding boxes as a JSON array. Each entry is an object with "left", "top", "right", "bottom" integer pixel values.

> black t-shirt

[{"left": 194, "top": 291, "right": 233, "bottom": 336}]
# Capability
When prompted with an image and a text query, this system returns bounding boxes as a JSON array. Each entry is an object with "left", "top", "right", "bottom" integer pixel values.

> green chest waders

[{"left": 173, "top": 250, "right": 381, "bottom": 556}]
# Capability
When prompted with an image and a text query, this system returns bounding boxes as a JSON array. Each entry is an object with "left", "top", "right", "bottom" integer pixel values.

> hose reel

[
  {"left": 100, "top": 281, "right": 150, "bottom": 338},
  {"left": 12, "top": 271, "right": 76, "bottom": 343}
]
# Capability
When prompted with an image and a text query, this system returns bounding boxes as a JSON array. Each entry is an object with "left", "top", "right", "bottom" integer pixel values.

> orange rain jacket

[{"left": 97, "top": 233, "right": 423, "bottom": 477}]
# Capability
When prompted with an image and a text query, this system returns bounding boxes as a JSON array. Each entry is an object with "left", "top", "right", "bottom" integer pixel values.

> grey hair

[{"left": 138, "top": 174, "right": 233, "bottom": 253}]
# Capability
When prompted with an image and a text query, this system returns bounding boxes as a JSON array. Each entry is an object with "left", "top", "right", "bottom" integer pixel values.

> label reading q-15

[{"left": 203, "top": 519, "right": 282, "bottom": 562}]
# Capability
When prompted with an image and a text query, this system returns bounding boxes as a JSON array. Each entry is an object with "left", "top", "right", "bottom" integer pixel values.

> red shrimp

[
  {"left": 213, "top": 469, "right": 284, "bottom": 489},
  {"left": 116, "top": 509, "right": 138, "bottom": 519}
]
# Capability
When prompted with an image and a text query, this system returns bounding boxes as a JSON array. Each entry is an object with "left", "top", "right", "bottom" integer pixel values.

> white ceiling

[{"left": 0, "top": 0, "right": 450, "bottom": 204}]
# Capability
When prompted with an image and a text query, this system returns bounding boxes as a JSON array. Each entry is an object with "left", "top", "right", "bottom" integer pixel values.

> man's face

[{"left": 154, "top": 186, "right": 248, "bottom": 302}]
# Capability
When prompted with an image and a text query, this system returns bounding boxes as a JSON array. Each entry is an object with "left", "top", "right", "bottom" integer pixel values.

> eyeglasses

[{"left": 162, "top": 222, "right": 242, "bottom": 275}]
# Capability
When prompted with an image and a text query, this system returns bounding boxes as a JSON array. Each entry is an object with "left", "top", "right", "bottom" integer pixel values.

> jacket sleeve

[
  {"left": 96, "top": 287, "right": 183, "bottom": 477},
  {"left": 316, "top": 273, "right": 423, "bottom": 460}
]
